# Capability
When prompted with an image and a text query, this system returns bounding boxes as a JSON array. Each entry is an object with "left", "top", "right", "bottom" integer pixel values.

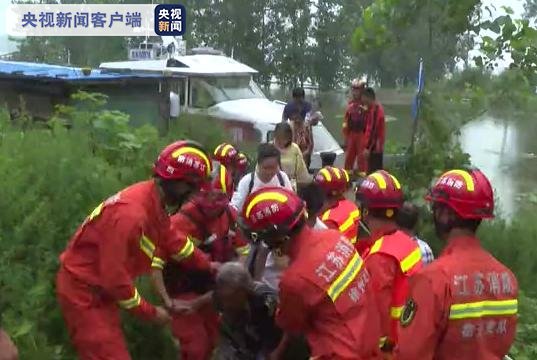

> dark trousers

[{"left": 368, "top": 151, "right": 384, "bottom": 173}]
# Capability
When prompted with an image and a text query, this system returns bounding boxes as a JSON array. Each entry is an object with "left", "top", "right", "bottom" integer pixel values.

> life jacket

[
  {"left": 366, "top": 230, "right": 422, "bottom": 348},
  {"left": 346, "top": 101, "right": 367, "bottom": 132},
  {"left": 321, "top": 199, "right": 360, "bottom": 244}
]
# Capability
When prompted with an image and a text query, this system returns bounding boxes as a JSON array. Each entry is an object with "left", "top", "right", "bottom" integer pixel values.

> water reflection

[{"left": 460, "top": 117, "right": 518, "bottom": 219}]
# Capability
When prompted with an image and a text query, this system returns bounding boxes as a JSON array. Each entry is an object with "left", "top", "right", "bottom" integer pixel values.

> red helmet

[
  {"left": 213, "top": 143, "right": 238, "bottom": 167},
  {"left": 236, "top": 152, "right": 249, "bottom": 175},
  {"left": 211, "top": 165, "right": 234, "bottom": 199},
  {"left": 356, "top": 170, "right": 403, "bottom": 209},
  {"left": 153, "top": 140, "right": 212, "bottom": 183},
  {"left": 241, "top": 187, "right": 306, "bottom": 241},
  {"left": 314, "top": 166, "right": 350, "bottom": 196},
  {"left": 426, "top": 168, "right": 494, "bottom": 219}
]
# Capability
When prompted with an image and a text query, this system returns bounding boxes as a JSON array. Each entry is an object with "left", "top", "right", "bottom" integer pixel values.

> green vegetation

[
  {"left": 4, "top": 0, "right": 537, "bottom": 358},
  {"left": 0, "top": 93, "right": 227, "bottom": 359}
]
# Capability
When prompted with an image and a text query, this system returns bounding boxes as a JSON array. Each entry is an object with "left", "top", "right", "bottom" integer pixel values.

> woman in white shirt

[{"left": 230, "top": 143, "right": 293, "bottom": 213}]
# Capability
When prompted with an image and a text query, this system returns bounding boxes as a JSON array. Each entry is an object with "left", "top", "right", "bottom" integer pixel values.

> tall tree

[
  {"left": 311, "top": 0, "right": 345, "bottom": 90},
  {"left": 351, "top": 0, "right": 482, "bottom": 86},
  {"left": 270, "top": 0, "right": 312, "bottom": 88}
]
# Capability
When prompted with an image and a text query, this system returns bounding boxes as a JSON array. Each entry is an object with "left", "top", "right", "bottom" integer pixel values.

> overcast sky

[{"left": 0, "top": 0, "right": 528, "bottom": 71}]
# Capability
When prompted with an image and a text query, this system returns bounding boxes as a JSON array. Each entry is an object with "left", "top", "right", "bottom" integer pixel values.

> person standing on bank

[
  {"left": 343, "top": 79, "right": 368, "bottom": 177},
  {"left": 289, "top": 111, "right": 314, "bottom": 169},
  {"left": 282, "top": 87, "right": 312, "bottom": 123},
  {"left": 362, "top": 87, "right": 386, "bottom": 174}
]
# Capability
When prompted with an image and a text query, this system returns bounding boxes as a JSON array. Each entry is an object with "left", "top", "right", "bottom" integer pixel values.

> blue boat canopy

[{"left": 0, "top": 60, "right": 166, "bottom": 82}]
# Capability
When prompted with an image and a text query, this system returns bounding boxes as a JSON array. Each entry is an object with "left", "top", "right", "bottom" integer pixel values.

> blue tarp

[{"left": 0, "top": 60, "right": 163, "bottom": 82}]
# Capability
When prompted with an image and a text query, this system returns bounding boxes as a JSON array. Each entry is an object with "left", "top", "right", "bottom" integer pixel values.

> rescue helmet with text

[
  {"left": 213, "top": 142, "right": 239, "bottom": 168},
  {"left": 240, "top": 187, "right": 306, "bottom": 250},
  {"left": 426, "top": 168, "right": 494, "bottom": 220},
  {"left": 314, "top": 166, "right": 350, "bottom": 196},
  {"left": 355, "top": 170, "right": 403, "bottom": 219}
]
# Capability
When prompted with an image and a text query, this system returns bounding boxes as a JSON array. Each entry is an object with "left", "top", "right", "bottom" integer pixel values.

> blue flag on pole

[{"left": 411, "top": 58, "right": 424, "bottom": 121}]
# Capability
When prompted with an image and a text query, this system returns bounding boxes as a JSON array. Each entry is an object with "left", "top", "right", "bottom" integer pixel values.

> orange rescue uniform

[
  {"left": 321, "top": 199, "right": 360, "bottom": 244},
  {"left": 56, "top": 180, "right": 209, "bottom": 360},
  {"left": 363, "top": 227, "right": 422, "bottom": 351},
  {"left": 276, "top": 226, "right": 382, "bottom": 359},
  {"left": 395, "top": 236, "right": 518, "bottom": 360},
  {"left": 343, "top": 99, "right": 368, "bottom": 173},
  {"left": 154, "top": 201, "right": 249, "bottom": 360}
]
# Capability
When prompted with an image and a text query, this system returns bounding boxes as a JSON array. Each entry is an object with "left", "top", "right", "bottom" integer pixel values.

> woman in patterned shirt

[{"left": 289, "top": 111, "right": 313, "bottom": 169}]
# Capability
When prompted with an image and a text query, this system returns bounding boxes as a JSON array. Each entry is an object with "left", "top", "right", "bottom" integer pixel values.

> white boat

[{"left": 99, "top": 47, "right": 344, "bottom": 170}]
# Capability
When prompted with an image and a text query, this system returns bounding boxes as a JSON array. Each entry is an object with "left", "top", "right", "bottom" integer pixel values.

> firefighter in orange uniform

[
  {"left": 240, "top": 187, "right": 382, "bottom": 360},
  {"left": 355, "top": 170, "right": 422, "bottom": 358},
  {"left": 314, "top": 166, "right": 360, "bottom": 244},
  {"left": 56, "top": 140, "right": 213, "bottom": 360},
  {"left": 395, "top": 168, "right": 518, "bottom": 360},
  {"left": 152, "top": 167, "right": 249, "bottom": 360},
  {"left": 343, "top": 79, "right": 368, "bottom": 176}
]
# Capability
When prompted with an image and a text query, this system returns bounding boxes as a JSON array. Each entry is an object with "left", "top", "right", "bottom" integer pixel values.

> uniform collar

[
  {"left": 148, "top": 180, "right": 169, "bottom": 223},
  {"left": 440, "top": 235, "right": 481, "bottom": 257},
  {"left": 367, "top": 223, "right": 398, "bottom": 245}
]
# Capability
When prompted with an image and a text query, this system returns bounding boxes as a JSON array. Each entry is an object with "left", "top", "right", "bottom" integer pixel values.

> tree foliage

[
  {"left": 351, "top": 0, "right": 481, "bottom": 86},
  {"left": 475, "top": 12, "right": 537, "bottom": 84}
]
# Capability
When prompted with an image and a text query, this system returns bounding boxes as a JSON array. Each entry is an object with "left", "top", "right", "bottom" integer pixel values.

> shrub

[{"left": 0, "top": 91, "right": 228, "bottom": 358}]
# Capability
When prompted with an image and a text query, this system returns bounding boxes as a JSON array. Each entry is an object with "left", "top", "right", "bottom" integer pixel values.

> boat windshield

[{"left": 190, "top": 76, "right": 266, "bottom": 108}]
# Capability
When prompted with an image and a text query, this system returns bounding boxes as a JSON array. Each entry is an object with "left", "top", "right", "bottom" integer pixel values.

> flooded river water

[{"left": 269, "top": 88, "right": 537, "bottom": 219}]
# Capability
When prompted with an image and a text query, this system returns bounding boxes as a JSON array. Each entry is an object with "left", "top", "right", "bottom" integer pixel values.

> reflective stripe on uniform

[
  {"left": 339, "top": 210, "right": 360, "bottom": 233},
  {"left": 139, "top": 234, "right": 156, "bottom": 259},
  {"left": 369, "top": 236, "right": 422, "bottom": 274},
  {"left": 390, "top": 305, "right": 404, "bottom": 319},
  {"left": 369, "top": 237, "right": 384, "bottom": 254},
  {"left": 321, "top": 209, "right": 331, "bottom": 221},
  {"left": 176, "top": 236, "right": 195, "bottom": 260},
  {"left": 327, "top": 253, "right": 363, "bottom": 302},
  {"left": 236, "top": 244, "right": 250, "bottom": 256},
  {"left": 118, "top": 288, "right": 141, "bottom": 309},
  {"left": 400, "top": 247, "right": 422, "bottom": 273},
  {"left": 151, "top": 256, "right": 165, "bottom": 269},
  {"left": 449, "top": 299, "right": 518, "bottom": 320}
]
